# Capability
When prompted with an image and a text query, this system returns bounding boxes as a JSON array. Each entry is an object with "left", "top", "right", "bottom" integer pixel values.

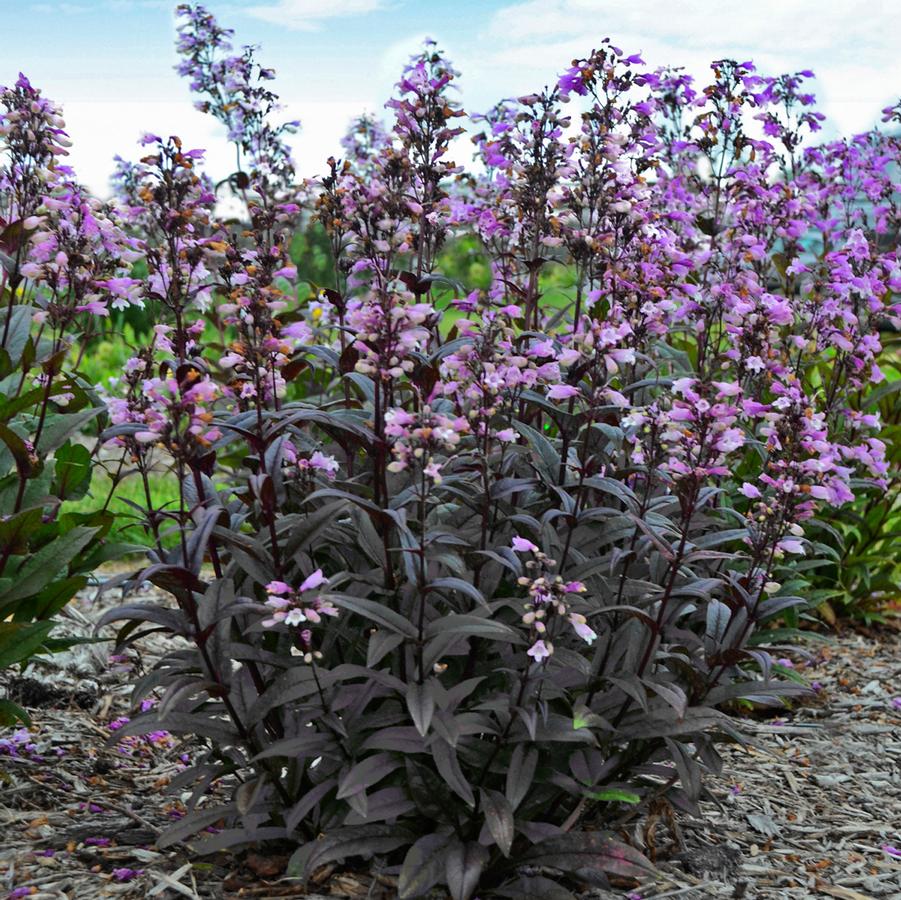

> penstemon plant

[
  {"left": 0, "top": 4, "right": 883, "bottom": 897},
  {"left": 0, "top": 75, "right": 140, "bottom": 723}
]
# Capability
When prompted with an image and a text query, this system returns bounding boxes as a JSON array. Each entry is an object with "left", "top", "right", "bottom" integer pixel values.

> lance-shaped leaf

[
  {"left": 332, "top": 593, "right": 418, "bottom": 638},
  {"left": 506, "top": 744, "right": 539, "bottom": 811},
  {"left": 480, "top": 788, "right": 515, "bottom": 856},
  {"left": 287, "top": 824, "right": 414, "bottom": 879},
  {"left": 519, "top": 832, "right": 654, "bottom": 880},
  {"left": 398, "top": 831, "right": 454, "bottom": 899},
  {"left": 431, "top": 739, "right": 475, "bottom": 807},
  {"left": 445, "top": 839, "right": 489, "bottom": 900},
  {"left": 336, "top": 753, "right": 400, "bottom": 801},
  {"left": 494, "top": 874, "right": 577, "bottom": 899},
  {"left": 407, "top": 680, "right": 436, "bottom": 737},
  {"left": 424, "top": 613, "right": 521, "bottom": 642}
]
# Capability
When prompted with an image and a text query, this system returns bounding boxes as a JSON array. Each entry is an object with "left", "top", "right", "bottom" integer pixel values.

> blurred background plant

[
  {"left": 0, "top": 76, "right": 140, "bottom": 724},
  {"left": 805, "top": 334, "right": 901, "bottom": 625}
]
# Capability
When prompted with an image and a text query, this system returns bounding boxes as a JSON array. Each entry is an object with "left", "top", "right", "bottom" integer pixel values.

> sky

[{"left": 4, "top": 0, "right": 901, "bottom": 196}]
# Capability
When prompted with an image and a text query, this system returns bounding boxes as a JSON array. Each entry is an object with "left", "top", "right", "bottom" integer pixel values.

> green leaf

[
  {"left": 0, "top": 620, "right": 54, "bottom": 668},
  {"left": 587, "top": 788, "right": 641, "bottom": 804},
  {"left": 1, "top": 525, "right": 98, "bottom": 605},
  {"left": 36, "top": 407, "right": 102, "bottom": 455},
  {"left": 53, "top": 441, "right": 92, "bottom": 501},
  {"left": 0, "top": 422, "right": 32, "bottom": 476},
  {"left": 0, "top": 305, "right": 35, "bottom": 368},
  {"left": 0, "top": 506, "right": 41, "bottom": 556},
  {"left": 0, "top": 698, "right": 30, "bottom": 726},
  {"left": 12, "top": 575, "right": 87, "bottom": 622}
]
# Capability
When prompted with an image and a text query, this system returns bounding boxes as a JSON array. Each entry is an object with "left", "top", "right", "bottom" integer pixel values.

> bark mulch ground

[{"left": 1, "top": 583, "right": 899, "bottom": 900}]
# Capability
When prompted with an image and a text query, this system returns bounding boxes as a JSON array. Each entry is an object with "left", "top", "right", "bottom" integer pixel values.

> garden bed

[{"left": 1, "top": 584, "right": 898, "bottom": 900}]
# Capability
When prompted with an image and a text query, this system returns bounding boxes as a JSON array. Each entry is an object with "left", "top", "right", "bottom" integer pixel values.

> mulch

[{"left": 1, "top": 583, "right": 899, "bottom": 900}]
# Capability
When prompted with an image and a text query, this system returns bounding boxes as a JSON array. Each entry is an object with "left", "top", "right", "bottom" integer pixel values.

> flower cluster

[
  {"left": 175, "top": 3, "right": 299, "bottom": 187},
  {"left": 0, "top": 72, "right": 70, "bottom": 227},
  {"left": 262, "top": 572, "right": 339, "bottom": 662},
  {"left": 511, "top": 536, "right": 596, "bottom": 662},
  {"left": 385, "top": 406, "right": 470, "bottom": 483}
]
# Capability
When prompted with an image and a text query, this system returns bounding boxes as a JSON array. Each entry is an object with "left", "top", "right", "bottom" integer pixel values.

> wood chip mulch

[{"left": 1, "top": 585, "right": 899, "bottom": 900}]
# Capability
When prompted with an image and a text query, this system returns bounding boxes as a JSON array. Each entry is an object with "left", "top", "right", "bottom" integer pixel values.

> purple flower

[{"left": 111, "top": 867, "right": 143, "bottom": 882}]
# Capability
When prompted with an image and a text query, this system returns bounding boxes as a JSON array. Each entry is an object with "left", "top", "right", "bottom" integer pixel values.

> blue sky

[{"left": 5, "top": 0, "right": 901, "bottom": 195}]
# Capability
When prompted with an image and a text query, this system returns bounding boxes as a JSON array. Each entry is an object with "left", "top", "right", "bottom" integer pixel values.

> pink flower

[
  {"left": 547, "top": 384, "right": 579, "bottom": 400},
  {"left": 777, "top": 539, "right": 805, "bottom": 555},
  {"left": 712, "top": 381, "right": 741, "bottom": 397},
  {"left": 569, "top": 614, "right": 597, "bottom": 644},
  {"left": 512, "top": 536, "right": 538, "bottom": 553},
  {"left": 672, "top": 377, "right": 697, "bottom": 397},
  {"left": 603, "top": 388, "right": 629, "bottom": 407},
  {"left": 527, "top": 640, "right": 552, "bottom": 663},
  {"left": 740, "top": 483, "right": 762, "bottom": 499},
  {"left": 310, "top": 451, "right": 339, "bottom": 479},
  {"left": 299, "top": 569, "right": 328, "bottom": 593},
  {"left": 77, "top": 301, "right": 109, "bottom": 316}
]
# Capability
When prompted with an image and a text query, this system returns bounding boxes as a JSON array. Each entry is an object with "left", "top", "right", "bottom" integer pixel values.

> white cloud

[
  {"left": 244, "top": 0, "right": 387, "bottom": 31},
  {"left": 60, "top": 99, "right": 363, "bottom": 198},
  {"left": 484, "top": 0, "right": 890, "bottom": 56},
  {"left": 30, "top": 2, "right": 90, "bottom": 13},
  {"left": 474, "top": 0, "right": 901, "bottom": 135},
  {"left": 30, "top": 0, "right": 168, "bottom": 10}
]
